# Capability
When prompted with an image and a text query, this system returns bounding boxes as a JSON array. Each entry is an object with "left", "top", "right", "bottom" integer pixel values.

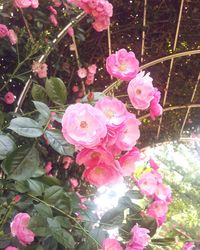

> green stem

[{"left": 27, "top": 193, "right": 101, "bottom": 248}]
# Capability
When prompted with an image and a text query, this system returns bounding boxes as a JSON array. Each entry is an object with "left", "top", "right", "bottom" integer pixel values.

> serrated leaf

[
  {"left": 8, "top": 117, "right": 43, "bottom": 138},
  {"left": 27, "top": 179, "right": 45, "bottom": 196},
  {"left": 29, "top": 216, "right": 49, "bottom": 237},
  {"left": 45, "top": 130, "right": 74, "bottom": 156},
  {"left": 31, "top": 84, "right": 48, "bottom": 103},
  {"left": 0, "top": 135, "right": 16, "bottom": 160},
  {"left": 35, "top": 203, "right": 53, "bottom": 218},
  {"left": 33, "top": 101, "right": 50, "bottom": 123},
  {"left": 3, "top": 145, "right": 40, "bottom": 181},
  {"left": 45, "top": 77, "right": 67, "bottom": 105},
  {"left": 47, "top": 218, "right": 75, "bottom": 249},
  {"left": 44, "top": 186, "right": 64, "bottom": 204}
]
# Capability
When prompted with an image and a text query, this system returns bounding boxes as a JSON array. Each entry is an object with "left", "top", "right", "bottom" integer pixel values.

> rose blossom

[
  {"left": 32, "top": 62, "right": 48, "bottom": 78},
  {"left": 116, "top": 114, "right": 140, "bottom": 151},
  {"left": 62, "top": 103, "right": 107, "bottom": 148},
  {"left": 85, "top": 72, "right": 95, "bottom": 85},
  {"left": 4, "top": 92, "right": 15, "bottom": 104},
  {"left": 88, "top": 64, "right": 97, "bottom": 74},
  {"left": 147, "top": 200, "right": 168, "bottom": 226},
  {"left": 7, "top": 29, "right": 18, "bottom": 45},
  {"left": 77, "top": 68, "right": 87, "bottom": 79},
  {"left": 5, "top": 247, "right": 17, "bottom": 250},
  {"left": 106, "top": 49, "right": 139, "bottom": 81},
  {"left": 76, "top": 147, "right": 114, "bottom": 168},
  {"left": 150, "top": 89, "right": 163, "bottom": 120},
  {"left": 10, "top": 213, "right": 35, "bottom": 246},
  {"left": 155, "top": 183, "right": 172, "bottom": 202},
  {"left": 83, "top": 161, "right": 122, "bottom": 187},
  {"left": 67, "top": 27, "right": 74, "bottom": 37},
  {"left": 137, "top": 172, "right": 158, "bottom": 197},
  {"left": 182, "top": 242, "right": 195, "bottom": 250},
  {"left": 14, "top": 0, "right": 39, "bottom": 9},
  {"left": 119, "top": 147, "right": 140, "bottom": 176},
  {"left": 52, "top": 0, "right": 62, "bottom": 7},
  {"left": 126, "top": 224, "right": 150, "bottom": 250},
  {"left": 49, "top": 14, "right": 58, "bottom": 27},
  {"left": 149, "top": 159, "right": 159, "bottom": 170},
  {"left": 70, "top": 178, "right": 78, "bottom": 188},
  {"left": 0, "top": 24, "right": 9, "bottom": 38},
  {"left": 128, "top": 71, "right": 155, "bottom": 110},
  {"left": 72, "top": 85, "right": 79, "bottom": 92},
  {"left": 49, "top": 6, "right": 58, "bottom": 15},
  {"left": 101, "top": 238, "right": 123, "bottom": 250},
  {"left": 95, "top": 96, "right": 128, "bottom": 127}
]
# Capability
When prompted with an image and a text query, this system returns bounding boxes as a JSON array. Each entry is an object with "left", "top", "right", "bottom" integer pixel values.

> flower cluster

[
  {"left": 14, "top": 0, "right": 39, "bottom": 9},
  {"left": 67, "top": 0, "right": 113, "bottom": 32},
  {"left": 32, "top": 61, "right": 48, "bottom": 78},
  {"left": 106, "top": 49, "right": 163, "bottom": 119},
  {"left": 77, "top": 64, "right": 97, "bottom": 85},
  {"left": 137, "top": 160, "right": 172, "bottom": 226},
  {"left": 10, "top": 213, "right": 35, "bottom": 246},
  {"left": 0, "top": 24, "right": 17, "bottom": 45},
  {"left": 62, "top": 96, "right": 141, "bottom": 186}
]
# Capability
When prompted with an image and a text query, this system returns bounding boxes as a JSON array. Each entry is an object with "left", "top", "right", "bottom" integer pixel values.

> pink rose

[
  {"left": 154, "top": 184, "right": 172, "bottom": 203},
  {"left": 119, "top": 147, "right": 140, "bottom": 176},
  {"left": 5, "top": 247, "right": 17, "bottom": 250},
  {"left": 72, "top": 85, "right": 79, "bottom": 92},
  {"left": 149, "top": 159, "right": 159, "bottom": 170},
  {"left": 102, "top": 238, "right": 123, "bottom": 250},
  {"left": 83, "top": 161, "right": 122, "bottom": 187},
  {"left": 7, "top": 29, "right": 18, "bottom": 45},
  {"left": 14, "top": 195, "right": 21, "bottom": 203},
  {"left": 10, "top": 213, "right": 35, "bottom": 246},
  {"left": 76, "top": 147, "right": 114, "bottom": 168},
  {"left": 14, "top": 0, "right": 39, "bottom": 8},
  {"left": 126, "top": 224, "right": 150, "bottom": 250},
  {"left": 70, "top": 178, "right": 78, "bottom": 188},
  {"left": 128, "top": 71, "right": 155, "bottom": 110},
  {"left": 31, "top": 0, "right": 39, "bottom": 8},
  {"left": 49, "top": 6, "right": 58, "bottom": 15},
  {"left": 150, "top": 89, "right": 163, "bottom": 120},
  {"left": 77, "top": 68, "right": 87, "bottom": 79},
  {"left": 116, "top": 114, "right": 140, "bottom": 151},
  {"left": 4, "top": 92, "right": 15, "bottom": 104},
  {"left": 67, "top": 27, "right": 74, "bottom": 37},
  {"left": 137, "top": 172, "right": 158, "bottom": 197},
  {"left": 32, "top": 62, "right": 48, "bottom": 78},
  {"left": 95, "top": 96, "right": 128, "bottom": 127},
  {"left": 62, "top": 103, "right": 107, "bottom": 148},
  {"left": 88, "top": 64, "right": 97, "bottom": 74},
  {"left": 52, "top": 0, "right": 62, "bottom": 7},
  {"left": 45, "top": 161, "right": 52, "bottom": 174},
  {"left": 106, "top": 49, "right": 139, "bottom": 81},
  {"left": 182, "top": 242, "right": 195, "bottom": 250},
  {"left": 85, "top": 72, "right": 95, "bottom": 85},
  {"left": 0, "top": 24, "right": 9, "bottom": 38},
  {"left": 147, "top": 200, "right": 168, "bottom": 225},
  {"left": 49, "top": 14, "right": 58, "bottom": 27}
]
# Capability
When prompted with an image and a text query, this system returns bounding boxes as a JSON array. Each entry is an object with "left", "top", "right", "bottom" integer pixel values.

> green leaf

[
  {"left": 31, "top": 84, "right": 48, "bottom": 103},
  {"left": 139, "top": 216, "right": 157, "bottom": 237},
  {"left": 15, "top": 180, "right": 29, "bottom": 193},
  {"left": 45, "top": 77, "right": 67, "bottom": 105},
  {"left": 100, "top": 207, "right": 124, "bottom": 229},
  {"left": 44, "top": 186, "right": 64, "bottom": 204},
  {"left": 35, "top": 203, "right": 53, "bottom": 218},
  {"left": 45, "top": 130, "right": 74, "bottom": 156},
  {"left": 54, "top": 216, "right": 71, "bottom": 229},
  {"left": 8, "top": 117, "right": 43, "bottom": 138},
  {"left": 27, "top": 179, "right": 45, "bottom": 196},
  {"left": 29, "top": 216, "right": 49, "bottom": 237},
  {"left": 3, "top": 145, "right": 40, "bottom": 181},
  {"left": 0, "top": 135, "right": 16, "bottom": 160},
  {"left": 125, "top": 190, "right": 144, "bottom": 199},
  {"left": 47, "top": 218, "right": 75, "bottom": 249},
  {"left": 33, "top": 101, "right": 51, "bottom": 122},
  {"left": 118, "top": 196, "right": 142, "bottom": 213},
  {"left": 0, "top": 111, "right": 4, "bottom": 129},
  {"left": 89, "top": 228, "right": 108, "bottom": 245}
]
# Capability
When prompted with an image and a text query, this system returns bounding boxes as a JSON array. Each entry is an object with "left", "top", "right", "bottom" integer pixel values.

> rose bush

[{"left": 0, "top": 0, "right": 196, "bottom": 249}]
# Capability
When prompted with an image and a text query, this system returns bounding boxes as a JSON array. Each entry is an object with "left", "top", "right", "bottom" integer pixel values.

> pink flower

[
  {"left": 49, "top": 6, "right": 58, "bottom": 15},
  {"left": 147, "top": 200, "right": 168, "bottom": 226},
  {"left": 67, "top": 27, "right": 74, "bottom": 37},
  {"left": 31, "top": 0, "right": 39, "bottom": 8},
  {"left": 85, "top": 72, "right": 95, "bottom": 85},
  {"left": 7, "top": 29, "right": 18, "bottom": 45},
  {"left": 149, "top": 159, "right": 159, "bottom": 170},
  {"left": 63, "top": 156, "right": 73, "bottom": 169},
  {"left": 14, "top": 0, "right": 39, "bottom": 8},
  {"left": 95, "top": 96, "right": 128, "bottom": 127},
  {"left": 70, "top": 178, "right": 78, "bottom": 188},
  {"left": 72, "top": 85, "right": 79, "bottom": 92},
  {"left": 0, "top": 24, "right": 9, "bottom": 38},
  {"left": 5, "top": 247, "right": 17, "bottom": 250},
  {"left": 49, "top": 14, "right": 58, "bottom": 27},
  {"left": 76, "top": 147, "right": 114, "bottom": 168},
  {"left": 182, "top": 242, "right": 195, "bottom": 250},
  {"left": 83, "top": 161, "right": 122, "bottom": 187},
  {"left": 32, "top": 62, "right": 48, "bottom": 78},
  {"left": 150, "top": 89, "right": 163, "bottom": 120},
  {"left": 102, "top": 238, "right": 123, "bottom": 250},
  {"left": 137, "top": 172, "right": 158, "bottom": 197},
  {"left": 45, "top": 161, "right": 52, "bottom": 174},
  {"left": 88, "top": 64, "right": 97, "bottom": 74},
  {"left": 52, "top": 0, "right": 62, "bottom": 7},
  {"left": 126, "top": 224, "right": 150, "bottom": 250},
  {"left": 116, "top": 114, "right": 140, "bottom": 151},
  {"left": 106, "top": 49, "right": 139, "bottom": 81},
  {"left": 119, "top": 147, "right": 140, "bottom": 176},
  {"left": 62, "top": 103, "right": 107, "bottom": 148},
  {"left": 128, "top": 71, "right": 155, "bottom": 110},
  {"left": 14, "top": 195, "right": 21, "bottom": 203},
  {"left": 155, "top": 184, "right": 172, "bottom": 202},
  {"left": 77, "top": 68, "right": 87, "bottom": 79},
  {"left": 10, "top": 213, "right": 35, "bottom": 246},
  {"left": 4, "top": 92, "right": 15, "bottom": 104}
]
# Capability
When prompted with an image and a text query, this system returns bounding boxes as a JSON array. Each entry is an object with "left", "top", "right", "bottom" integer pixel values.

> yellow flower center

[
  {"left": 80, "top": 121, "right": 88, "bottom": 128},
  {"left": 94, "top": 167, "right": 104, "bottom": 175},
  {"left": 136, "top": 88, "right": 142, "bottom": 95},
  {"left": 118, "top": 64, "right": 126, "bottom": 72},
  {"left": 106, "top": 110, "right": 114, "bottom": 119}
]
